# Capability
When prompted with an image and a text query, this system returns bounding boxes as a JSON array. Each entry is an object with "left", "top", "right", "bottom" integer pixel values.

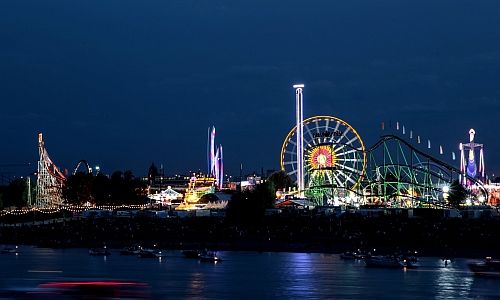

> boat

[
  {"left": 396, "top": 251, "right": 419, "bottom": 268},
  {"left": 89, "top": 247, "right": 111, "bottom": 256},
  {"left": 468, "top": 257, "right": 500, "bottom": 277},
  {"left": 199, "top": 250, "right": 222, "bottom": 263},
  {"left": 138, "top": 249, "right": 165, "bottom": 258},
  {"left": 340, "top": 251, "right": 364, "bottom": 260},
  {"left": 401, "top": 256, "right": 419, "bottom": 269},
  {"left": 1, "top": 246, "right": 21, "bottom": 254},
  {"left": 182, "top": 249, "right": 201, "bottom": 259},
  {"left": 120, "top": 245, "right": 142, "bottom": 255},
  {"left": 364, "top": 255, "right": 404, "bottom": 268}
]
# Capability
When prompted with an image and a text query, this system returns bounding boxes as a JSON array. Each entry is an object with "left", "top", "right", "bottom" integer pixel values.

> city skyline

[{"left": 1, "top": 0, "right": 500, "bottom": 178}]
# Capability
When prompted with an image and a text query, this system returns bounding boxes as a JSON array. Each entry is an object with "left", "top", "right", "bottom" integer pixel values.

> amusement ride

[
  {"left": 280, "top": 115, "right": 366, "bottom": 205},
  {"left": 11, "top": 86, "right": 492, "bottom": 210},
  {"left": 460, "top": 129, "right": 485, "bottom": 186},
  {"left": 280, "top": 84, "right": 489, "bottom": 207}
]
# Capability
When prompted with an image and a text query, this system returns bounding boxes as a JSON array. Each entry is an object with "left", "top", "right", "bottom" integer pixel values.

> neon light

[
  {"left": 207, "top": 126, "right": 224, "bottom": 189},
  {"left": 309, "top": 145, "right": 336, "bottom": 169},
  {"left": 459, "top": 128, "right": 485, "bottom": 185}
]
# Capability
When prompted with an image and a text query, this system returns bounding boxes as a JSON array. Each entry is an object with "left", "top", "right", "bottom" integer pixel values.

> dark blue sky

[{"left": 1, "top": 0, "right": 499, "bottom": 178}]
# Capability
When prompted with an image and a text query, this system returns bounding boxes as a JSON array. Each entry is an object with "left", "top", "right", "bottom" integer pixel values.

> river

[{"left": 0, "top": 246, "right": 498, "bottom": 299}]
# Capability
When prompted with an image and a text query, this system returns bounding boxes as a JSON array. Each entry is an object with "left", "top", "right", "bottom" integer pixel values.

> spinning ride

[
  {"left": 460, "top": 129, "right": 485, "bottom": 186},
  {"left": 281, "top": 116, "right": 366, "bottom": 205}
]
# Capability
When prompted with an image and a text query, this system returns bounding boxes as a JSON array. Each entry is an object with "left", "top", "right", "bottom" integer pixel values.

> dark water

[{"left": 1, "top": 246, "right": 499, "bottom": 299}]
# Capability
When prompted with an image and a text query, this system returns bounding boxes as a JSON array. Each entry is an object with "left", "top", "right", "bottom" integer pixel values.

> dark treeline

[
  {"left": 0, "top": 171, "right": 148, "bottom": 209},
  {"left": 63, "top": 171, "right": 148, "bottom": 206},
  {"left": 226, "top": 170, "right": 295, "bottom": 222},
  {"left": 0, "top": 178, "right": 31, "bottom": 208}
]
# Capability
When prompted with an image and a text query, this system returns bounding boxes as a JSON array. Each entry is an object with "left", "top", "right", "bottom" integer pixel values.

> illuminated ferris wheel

[{"left": 280, "top": 116, "right": 366, "bottom": 203}]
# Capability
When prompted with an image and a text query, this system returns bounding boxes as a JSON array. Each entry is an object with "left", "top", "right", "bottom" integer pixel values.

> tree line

[{"left": 63, "top": 171, "right": 148, "bottom": 206}]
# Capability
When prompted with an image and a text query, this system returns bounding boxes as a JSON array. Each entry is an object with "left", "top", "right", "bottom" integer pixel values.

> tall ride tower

[
  {"left": 460, "top": 128, "right": 485, "bottom": 185},
  {"left": 36, "top": 133, "right": 66, "bottom": 207},
  {"left": 207, "top": 126, "right": 224, "bottom": 189},
  {"left": 293, "top": 84, "right": 305, "bottom": 197}
]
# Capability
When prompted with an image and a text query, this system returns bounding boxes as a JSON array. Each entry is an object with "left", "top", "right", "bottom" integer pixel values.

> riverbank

[{"left": 1, "top": 214, "right": 499, "bottom": 258}]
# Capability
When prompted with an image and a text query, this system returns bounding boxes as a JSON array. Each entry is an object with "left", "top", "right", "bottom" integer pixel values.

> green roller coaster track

[{"left": 305, "top": 135, "right": 487, "bottom": 208}]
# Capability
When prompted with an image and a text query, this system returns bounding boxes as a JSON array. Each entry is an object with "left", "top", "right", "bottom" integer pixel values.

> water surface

[{"left": 0, "top": 246, "right": 498, "bottom": 299}]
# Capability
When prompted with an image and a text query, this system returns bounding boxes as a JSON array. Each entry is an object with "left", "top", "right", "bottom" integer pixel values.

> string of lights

[{"left": 0, "top": 204, "right": 152, "bottom": 217}]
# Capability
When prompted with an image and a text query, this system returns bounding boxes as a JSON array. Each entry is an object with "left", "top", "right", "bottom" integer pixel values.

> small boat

[
  {"left": 1, "top": 246, "right": 20, "bottom": 255},
  {"left": 89, "top": 247, "right": 111, "bottom": 256},
  {"left": 401, "top": 257, "right": 419, "bottom": 269},
  {"left": 199, "top": 250, "right": 222, "bottom": 263},
  {"left": 182, "top": 249, "right": 201, "bottom": 259},
  {"left": 468, "top": 257, "right": 500, "bottom": 277},
  {"left": 120, "top": 245, "right": 142, "bottom": 255},
  {"left": 340, "top": 251, "right": 364, "bottom": 260},
  {"left": 156, "top": 250, "right": 167, "bottom": 258},
  {"left": 364, "top": 255, "right": 404, "bottom": 268},
  {"left": 138, "top": 249, "right": 165, "bottom": 258}
]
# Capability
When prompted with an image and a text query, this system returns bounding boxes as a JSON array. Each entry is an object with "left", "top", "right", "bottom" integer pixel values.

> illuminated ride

[
  {"left": 365, "top": 135, "right": 461, "bottom": 207},
  {"left": 36, "top": 133, "right": 66, "bottom": 207},
  {"left": 363, "top": 133, "right": 488, "bottom": 207},
  {"left": 281, "top": 116, "right": 367, "bottom": 205},
  {"left": 207, "top": 126, "right": 224, "bottom": 189},
  {"left": 280, "top": 123, "right": 488, "bottom": 208},
  {"left": 460, "top": 128, "right": 485, "bottom": 186},
  {"left": 73, "top": 160, "right": 93, "bottom": 175}
]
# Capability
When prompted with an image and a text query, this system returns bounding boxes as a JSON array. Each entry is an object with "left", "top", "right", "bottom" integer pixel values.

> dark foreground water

[{"left": 0, "top": 246, "right": 499, "bottom": 299}]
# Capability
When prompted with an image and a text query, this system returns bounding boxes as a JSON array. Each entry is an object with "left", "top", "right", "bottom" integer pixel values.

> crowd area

[{"left": 1, "top": 211, "right": 500, "bottom": 258}]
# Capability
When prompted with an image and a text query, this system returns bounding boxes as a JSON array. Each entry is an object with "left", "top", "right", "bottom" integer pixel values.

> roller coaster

[
  {"left": 36, "top": 133, "right": 66, "bottom": 207},
  {"left": 35, "top": 134, "right": 95, "bottom": 207},
  {"left": 361, "top": 134, "right": 487, "bottom": 207},
  {"left": 281, "top": 117, "right": 488, "bottom": 208}
]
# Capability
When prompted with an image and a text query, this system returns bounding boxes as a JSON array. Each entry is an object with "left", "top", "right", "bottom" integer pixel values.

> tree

[
  {"left": 62, "top": 170, "right": 148, "bottom": 206},
  {"left": 267, "top": 170, "right": 295, "bottom": 194},
  {"left": 447, "top": 180, "right": 468, "bottom": 208},
  {"left": 1, "top": 178, "right": 29, "bottom": 208},
  {"left": 266, "top": 171, "right": 295, "bottom": 204},
  {"left": 63, "top": 173, "right": 93, "bottom": 205},
  {"left": 92, "top": 173, "right": 111, "bottom": 205},
  {"left": 199, "top": 193, "right": 219, "bottom": 204},
  {"left": 226, "top": 182, "right": 276, "bottom": 223},
  {"left": 148, "top": 163, "right": 159, "bottom": 183},
  {"left": 109, "top": 170, "right": 147, "bottom": 205}
]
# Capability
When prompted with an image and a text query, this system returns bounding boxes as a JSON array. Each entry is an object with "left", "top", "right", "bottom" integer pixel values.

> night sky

[{"left": 1, "top": 0, "right": 500, "bottom": 178}]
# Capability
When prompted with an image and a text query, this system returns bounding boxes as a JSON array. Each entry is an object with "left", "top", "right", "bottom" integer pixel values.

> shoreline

[
  {"left": 1, "top": 214, "right": 500, "bottom": 259},
  {"left": 0, "top": 242, "right": 490, "bottom": 260}
]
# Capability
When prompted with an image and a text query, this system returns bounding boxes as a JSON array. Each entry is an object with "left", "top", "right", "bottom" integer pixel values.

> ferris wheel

[{"left": 280, "top": 116, "right": 366, "bottom": 202}]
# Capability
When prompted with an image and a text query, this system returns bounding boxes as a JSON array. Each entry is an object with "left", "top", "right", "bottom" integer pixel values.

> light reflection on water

[
  {"left": 0, "top": 246, "right": 499, "bottom": 299},
  {"left": 435, "top": 259, "right": 473, "bottom": 299}
]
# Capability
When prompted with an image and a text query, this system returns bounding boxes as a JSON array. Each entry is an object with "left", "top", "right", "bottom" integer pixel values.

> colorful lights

[
  {"left": 459, "top": 128, "right": 485, "bottom": 186},
  {"left": 0, "top": 204, "right": 151, "bottom": 217},
  {"left": 281, "top": 115, "right": 366, "bottom": 205},
  {"left": 36, "top": 133, "right": 66, "bottom": 207},
  {"left": 207, "top": 126, "right": 224, "bottom": 189},
  {"left": 308, "top": 145, "right": 336, "bottom": 169}
]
